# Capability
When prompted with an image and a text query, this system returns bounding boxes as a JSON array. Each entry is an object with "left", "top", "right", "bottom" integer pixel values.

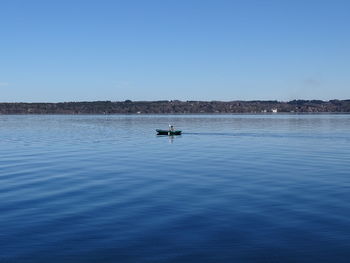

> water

[{"left": 0, "top": 114, "right": 350, "bottom": 262}]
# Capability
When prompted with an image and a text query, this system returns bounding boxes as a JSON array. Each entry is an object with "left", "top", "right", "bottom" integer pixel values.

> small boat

[{"left": 156, "top": 129, "right": 182, "bottom": 135}]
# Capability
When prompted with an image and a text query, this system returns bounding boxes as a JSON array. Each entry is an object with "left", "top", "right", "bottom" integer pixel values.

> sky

[{"left": 0, "top": 0, "right": 349, "bottom": 102}]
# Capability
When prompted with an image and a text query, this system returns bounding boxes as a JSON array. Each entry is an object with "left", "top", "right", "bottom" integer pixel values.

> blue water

[{"left": 1, "top": 114, "right": 350, "bottom": 262}]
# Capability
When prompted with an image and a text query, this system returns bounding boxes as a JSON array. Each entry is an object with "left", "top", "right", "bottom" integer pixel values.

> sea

[{"left": 0, "top": 114, "right": 349, "bottom": 263}]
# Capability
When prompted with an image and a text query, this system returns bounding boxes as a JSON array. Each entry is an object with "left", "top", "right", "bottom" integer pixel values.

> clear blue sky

[{"left": 1, "top": 0, "right": 349, "bottom": 102}]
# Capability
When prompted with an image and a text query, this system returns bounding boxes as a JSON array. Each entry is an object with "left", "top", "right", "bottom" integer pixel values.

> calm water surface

[{"left": 0, "top": 114, "right": 350, "bottom": 262}]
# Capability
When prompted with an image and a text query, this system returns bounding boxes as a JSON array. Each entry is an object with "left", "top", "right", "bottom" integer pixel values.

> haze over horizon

[{"left": 1, "top": 0, "right": 349, "bottom": 102}]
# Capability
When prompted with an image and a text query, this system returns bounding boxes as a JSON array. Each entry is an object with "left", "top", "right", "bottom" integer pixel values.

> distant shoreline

[
  {"left": 1, "top": 112, "right": 350, "bottom": 116},
  {"left": 0, "top": 100, "right": 349, "bottom": 114}
]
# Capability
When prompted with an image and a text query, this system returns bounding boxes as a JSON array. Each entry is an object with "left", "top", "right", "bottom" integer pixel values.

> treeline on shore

[{"left": 1, "top": 100, "right": 350, "bottom": 114}]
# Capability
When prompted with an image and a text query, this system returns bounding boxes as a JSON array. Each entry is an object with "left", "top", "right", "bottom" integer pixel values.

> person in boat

[{"left": 169, "top": 124, "right": 174, "bottom": 132}]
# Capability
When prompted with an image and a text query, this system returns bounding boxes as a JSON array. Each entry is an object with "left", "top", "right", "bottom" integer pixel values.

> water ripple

[{"left": 1, "top": 114, "right": 350, "bottom": 262}]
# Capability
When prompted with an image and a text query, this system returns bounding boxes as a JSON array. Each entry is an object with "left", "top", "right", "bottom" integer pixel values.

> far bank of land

[{"left": 0, "top": 100, "right": 350, "bottom": 114}]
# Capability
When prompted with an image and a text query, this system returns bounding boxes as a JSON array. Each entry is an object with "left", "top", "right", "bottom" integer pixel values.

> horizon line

[{"left": 1, "top": 99, "right": 349, "bottom": 104}]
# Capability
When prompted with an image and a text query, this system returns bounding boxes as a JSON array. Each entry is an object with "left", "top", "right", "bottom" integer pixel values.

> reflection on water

[
  {"left": 156, "top": 134, "right": 182, "bottom": 144},
  {"left": 0, "top": 114, "right": 350, "bottom": 263}
]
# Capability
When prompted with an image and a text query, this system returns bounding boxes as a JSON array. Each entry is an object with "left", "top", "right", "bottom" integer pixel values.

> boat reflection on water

[
  {"left": 156, "top": 134, "right": 182, "bottom": 144},
  {"left": 156, "top": 124, "right": 182, "bottom": 144}
]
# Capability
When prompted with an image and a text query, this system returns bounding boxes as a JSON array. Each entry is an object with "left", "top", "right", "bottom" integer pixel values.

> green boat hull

[{"left": 156, "top": 129, "right": 182, "bottom": 135}]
